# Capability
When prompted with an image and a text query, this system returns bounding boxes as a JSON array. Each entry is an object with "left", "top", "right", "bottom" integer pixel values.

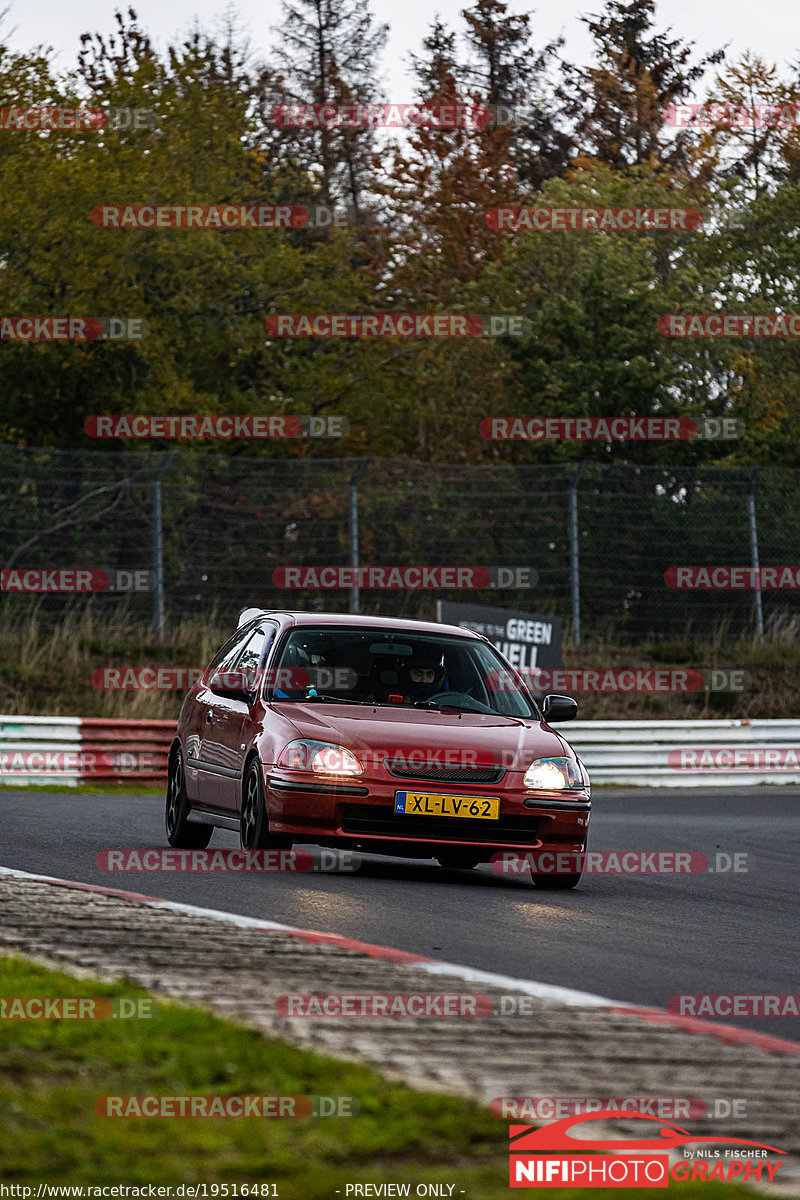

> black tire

[
  {"left": 437, "top": 853, "right": 482, "bottom": 870},
  {"left": 530, "top": 871, "right": 582, "bottom": 890},
  {"left": 166, "top": 746, "right": 213, "bottom": 848},
  {"left": 240, "top": 759, "right": 292, "bottom": 851}
]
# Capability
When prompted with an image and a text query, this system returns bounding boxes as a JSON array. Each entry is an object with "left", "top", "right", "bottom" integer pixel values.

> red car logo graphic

[{"left": 510, "top": 1111, "right": 785, "bottom": 1154}]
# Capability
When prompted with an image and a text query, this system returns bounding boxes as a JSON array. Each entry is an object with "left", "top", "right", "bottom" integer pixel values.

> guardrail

[
  {"left": 0, "top": 715, "right": 174, "bottom": 786},
  {"left": 568, "top": 719, "right": 800, "bottom": 787},
  {"left": 1, "top": 715, "right": 797, "bottom": 788}
]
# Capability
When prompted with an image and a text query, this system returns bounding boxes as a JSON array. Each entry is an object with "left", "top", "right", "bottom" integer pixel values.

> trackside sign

[{"left": 436, "top": 601, "right": 561, "bottom": 672}]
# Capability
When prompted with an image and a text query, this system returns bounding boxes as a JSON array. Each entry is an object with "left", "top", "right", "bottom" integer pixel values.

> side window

[
  {"left": 207, "top": 625, "right": 254, "bottom": 678},
  {"left": 234, "top": 624, "right": 276, "bottom": 689}
]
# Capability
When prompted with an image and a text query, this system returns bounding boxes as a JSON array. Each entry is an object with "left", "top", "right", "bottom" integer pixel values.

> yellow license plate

[{"left": 394, "top": 791, "right": 499, "bottom": 820}]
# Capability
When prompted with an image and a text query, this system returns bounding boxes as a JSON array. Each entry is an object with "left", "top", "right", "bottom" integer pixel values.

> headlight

[
  {"left": 523, "top": 757, "right": 584, "bottom": 790},
  {"left": 278, "top": 738, "right": 363, "bottom": 777}
]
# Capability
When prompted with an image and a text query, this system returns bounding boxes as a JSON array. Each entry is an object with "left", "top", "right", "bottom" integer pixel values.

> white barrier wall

[
  {"left": 1, "top": 715, "right": 797, "bottom": 788},
  {"left": 565, "top": 719, "right": 800, "bottom": 787},
  {"left": 0, "top": 715, "right": 172, "bottom": 787}
]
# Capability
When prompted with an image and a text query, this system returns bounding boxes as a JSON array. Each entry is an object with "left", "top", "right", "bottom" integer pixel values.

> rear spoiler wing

[{"left": 237, "top": 607, "right": 272, "bottom": 628}]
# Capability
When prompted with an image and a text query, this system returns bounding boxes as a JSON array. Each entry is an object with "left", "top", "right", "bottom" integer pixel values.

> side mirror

[
  {"left": 541, "top": 693, "right": 578, "bottom": 723},
  {"left": 208, "top": 670, "right": 255, "bottom": 703}
]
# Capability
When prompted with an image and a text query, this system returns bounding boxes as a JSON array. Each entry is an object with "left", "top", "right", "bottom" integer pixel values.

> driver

[{"left": 398, "top": 650, "right": 446, "bottom": 703}]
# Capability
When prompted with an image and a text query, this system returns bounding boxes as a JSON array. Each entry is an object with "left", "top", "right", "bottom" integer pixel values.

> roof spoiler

[{"left": 237, "top": 607, "right": 270, "bottom": 628}]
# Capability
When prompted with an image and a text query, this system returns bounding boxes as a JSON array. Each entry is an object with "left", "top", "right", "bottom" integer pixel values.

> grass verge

[
  {"left": 0, "top": 604, "right": 798, "bottom": 721},
  {"left": 0, "top": 956, "right": 751, "bottom": 1197}
]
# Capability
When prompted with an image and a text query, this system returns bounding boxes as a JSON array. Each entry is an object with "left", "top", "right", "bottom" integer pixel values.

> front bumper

[{"left": 266, "top": 771, "right": 590, "bottom": 859}]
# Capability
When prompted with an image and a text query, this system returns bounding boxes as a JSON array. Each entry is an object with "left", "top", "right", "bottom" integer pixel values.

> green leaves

[{"left": 2, "top": 4, "right": 800, "bottom": 467}]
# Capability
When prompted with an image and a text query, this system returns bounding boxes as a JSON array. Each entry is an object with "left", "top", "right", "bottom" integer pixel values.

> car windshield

[{"left": 265, "top": 626, "right": 537, "bottom": 718}]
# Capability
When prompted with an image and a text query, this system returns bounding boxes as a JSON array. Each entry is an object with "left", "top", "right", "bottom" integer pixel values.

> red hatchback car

[{"left": 166, "top": 610, "right": 591, "bottom": 888}]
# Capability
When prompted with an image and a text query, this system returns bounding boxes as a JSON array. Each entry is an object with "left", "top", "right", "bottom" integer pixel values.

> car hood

[{"left": 278, "top": 702, "right": 570, "bottom": 769}]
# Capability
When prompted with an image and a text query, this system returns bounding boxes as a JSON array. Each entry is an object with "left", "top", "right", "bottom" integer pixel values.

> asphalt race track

[{"left": 2, "top": 786, "right": 797, "bottom": 1037}]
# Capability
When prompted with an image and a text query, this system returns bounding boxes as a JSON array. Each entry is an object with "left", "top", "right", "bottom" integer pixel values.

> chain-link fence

[{"left": 1, "top": 447, "right": 798, "bottom": 643}]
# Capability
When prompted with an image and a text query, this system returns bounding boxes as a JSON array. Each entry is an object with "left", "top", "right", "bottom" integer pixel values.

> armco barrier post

[
  {"left": 348, "top": 459, "right": 367, "bottom": 615},
  {"left": 747, "top": 470, "right": 764, "bottom": 647},
  {"left": 152, "top": 452, "right": 175, "bottom": 642}
]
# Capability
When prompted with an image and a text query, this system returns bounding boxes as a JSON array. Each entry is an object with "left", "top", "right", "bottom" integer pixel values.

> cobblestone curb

[{"left": 1, "top": 868, "right": 797, "bottom": 1192}]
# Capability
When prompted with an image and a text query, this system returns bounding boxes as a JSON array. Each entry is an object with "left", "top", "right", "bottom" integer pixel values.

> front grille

[
  {"left": 385, "top": 760, "right": 505, "bottom": 784},
  {"left": 341, "top": 803, "right": 539, "bottom": 844}
]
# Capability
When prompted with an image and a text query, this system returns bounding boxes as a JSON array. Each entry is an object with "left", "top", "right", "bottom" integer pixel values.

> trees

[
  {"left": 692, "top": 54, "right": 800, "bottom": 199},
  {"left": 371, "top": 23, "right": 524, "bottom": 458},
  {"left": 268, "top": 0, "right": 388, "bottom": 218},
  {"left": 0, "top": 12, "right": 353, "bottom": 448},
  {"left": 561, "top": 0, "right": 723, "bottom": 176},
  {"left": 2, "top": 1, "right": 800, "bottom": 466},
  {"left": 479, "top": 164, "right": 735, "bottom": 466},
  {"left": 462, "top": 0, "right": 573, "bottom": 188}
]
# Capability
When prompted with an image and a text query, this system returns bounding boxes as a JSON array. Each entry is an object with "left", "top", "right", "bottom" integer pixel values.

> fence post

[
  {"left": 152, "top": 452, "right": 175, "bottom": 642},
  {"left": 349, "top": 459, "right": 367, "bottom": 615},
  {"left": 747, "top": 469, "right": 764, "bottom": 646},
  {"left": 569, "top": 463, "right": 586, "bottom": 646}
]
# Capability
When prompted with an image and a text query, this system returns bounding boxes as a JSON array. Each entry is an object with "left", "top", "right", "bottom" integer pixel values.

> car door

[
  {"left": 189, "top": 624, "right": 254, "bottom": 811},
  {"left": 205, "top": 622, "right": 278, "bottom": 814}
]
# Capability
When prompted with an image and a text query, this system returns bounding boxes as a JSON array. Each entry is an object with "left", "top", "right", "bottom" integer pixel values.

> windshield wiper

[{"left": 414, "top": 700, "right": 493, "bottom": 714}]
